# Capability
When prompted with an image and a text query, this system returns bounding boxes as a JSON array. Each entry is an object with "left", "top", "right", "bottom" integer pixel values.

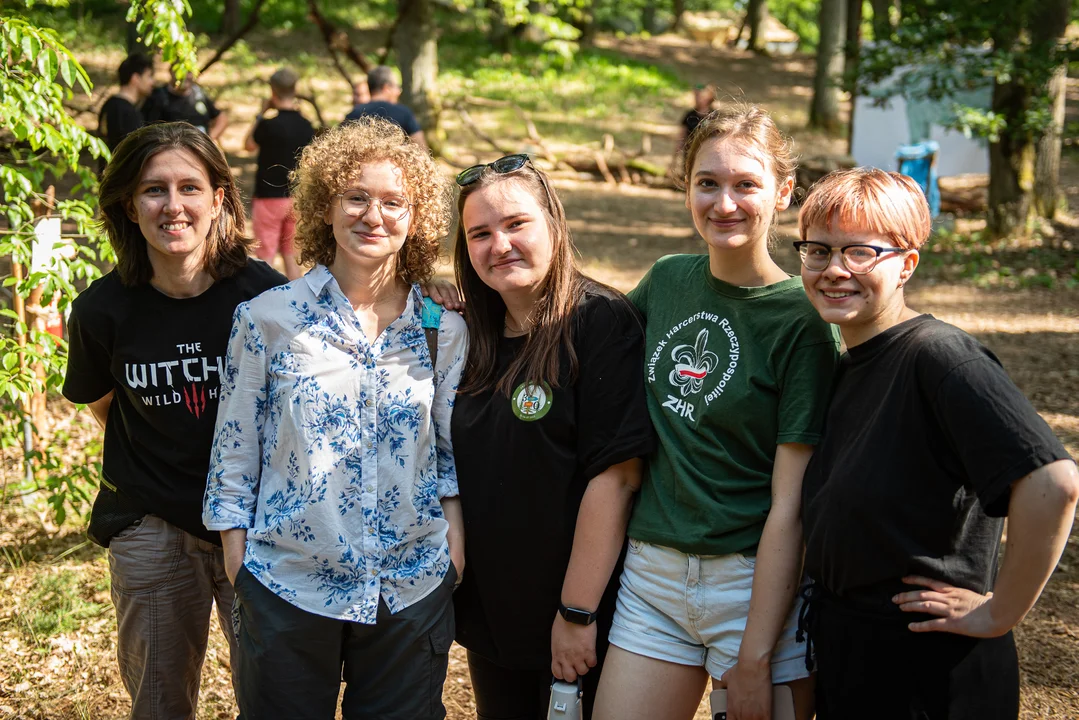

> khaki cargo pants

[{"left": 108, "top": 514, "right": 238, "bottom": 720}]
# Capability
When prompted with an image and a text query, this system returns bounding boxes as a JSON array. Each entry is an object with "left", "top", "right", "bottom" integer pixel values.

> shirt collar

[
  {"left": 303, "top": 264, "right": 424, "bottom": 322},
  {"left": 303, "top": 264, "right": 335, "bottom": 297}
]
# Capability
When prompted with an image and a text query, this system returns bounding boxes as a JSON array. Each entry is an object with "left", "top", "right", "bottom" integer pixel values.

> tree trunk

[
  {"left": 1030, "top": 0, "right": 1070, "bottom": 220},
  {"left": 1034, "top": 67, "right": 1067, "bottom": 220},
  {"left": 222, "top": 0, "right": 242, "bottom": 35},
  {"left": 488, "top": 0, "right": 512, "bottom": 52},
  {"left": 126, "top": 18, "right": 145, "bottom": 51},
  {"left": 987, "top": 79, "right": 1036, "bottom": 239},
  {"left": 809, "top": 0, "right": 847, "bottom": 132},
  {"left": 395, "top": 0, "right": 442, "bottom": 148},
  {"left": 573, "top": 0, "right": 596, "bottom": 45},
  {"left": 642, "top": 0, "right": 659, "bottom": 34},
  {"left": 845, "top": 0, "right": 863, "bottom": 153},
  {"left": 869, "top": 0, "right": 892, "bottom": 41},
  {"left": 746, "top": 0, "right": 769, "bottom": 54},
  {"left": 672, "top": 0, "right": 685, "bottom": 31}
]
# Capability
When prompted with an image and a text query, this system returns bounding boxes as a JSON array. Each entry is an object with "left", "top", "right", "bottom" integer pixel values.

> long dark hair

[
  {"left": 98, "top": 122, "right": 254, "bottom": 286},
  {"left": 454, "top": 162, "right": 598, "bottom": 397}
]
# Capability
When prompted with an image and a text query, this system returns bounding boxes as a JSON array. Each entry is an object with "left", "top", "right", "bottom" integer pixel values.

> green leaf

[
  {"left": 60, "top": 58, "right": 74, "bottom": 88},
  {"left": 2, "top": 353, "right": 17, "bottom": 372}
]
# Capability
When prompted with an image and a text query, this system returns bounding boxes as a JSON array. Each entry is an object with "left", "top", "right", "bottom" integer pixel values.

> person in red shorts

[{"left": 244, "top": 67, "right": 315, "bottom": 280}]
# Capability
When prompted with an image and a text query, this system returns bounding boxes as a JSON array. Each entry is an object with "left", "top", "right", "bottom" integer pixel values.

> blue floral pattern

[{"left": 203, "top": 265, "right": 467, "bottom": 622}]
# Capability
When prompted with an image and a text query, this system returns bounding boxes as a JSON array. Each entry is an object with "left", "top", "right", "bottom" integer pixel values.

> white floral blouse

[{"left": 203, "top": 265, "right": 467, "bottom": 622}]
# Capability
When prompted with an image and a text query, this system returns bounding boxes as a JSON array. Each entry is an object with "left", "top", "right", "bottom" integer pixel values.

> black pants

[
  {"left": 233, "top": 564, "right": 456, "bottom": 720},
  {"left": 466, "top": 649, "right": 602, "bottom": 720},
  {"left": 812, "top": 597, "right": 1019, "bottom": 720}
]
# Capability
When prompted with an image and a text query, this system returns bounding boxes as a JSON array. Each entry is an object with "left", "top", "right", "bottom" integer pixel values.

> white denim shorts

[{"left": 608, "top": 538, "right": 810, "bottom": 683}]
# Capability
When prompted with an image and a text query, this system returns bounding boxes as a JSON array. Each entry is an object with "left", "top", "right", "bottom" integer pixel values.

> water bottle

[{"left": 548, "top": 678, "right": 583, "bottom": 720}]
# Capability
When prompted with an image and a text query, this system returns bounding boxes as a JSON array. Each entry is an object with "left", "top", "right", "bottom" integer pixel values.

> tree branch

[
  {"left": 199, "top": 0, "right": 268, "bottom": 73},
  {"left": 307, "top": 0, "right": 372, "bottom": 74}
]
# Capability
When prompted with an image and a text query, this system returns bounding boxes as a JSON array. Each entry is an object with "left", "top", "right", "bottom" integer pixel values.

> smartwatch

[{"left": 558, "top": 603, "right": 598, "bottom": 626}]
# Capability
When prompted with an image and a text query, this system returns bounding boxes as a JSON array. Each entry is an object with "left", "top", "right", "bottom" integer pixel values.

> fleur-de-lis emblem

[{"left": 669, "top": 328, "right": 719, "bottom": 396}]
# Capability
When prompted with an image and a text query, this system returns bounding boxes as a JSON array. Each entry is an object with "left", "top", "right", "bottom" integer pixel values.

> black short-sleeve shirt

[
  {"left": 344, "top": 101, "right": 422, "bottom": 136},
  {"left": 802, "top": 315, "right": 1071, "bottom": 612},
  {"left": 143, "top": 85, "right": 221, "bottom": 132},
  {"left": 62, "top": 261, "right": 286, "bottom": 544},
  {"left": 252, "top": 109, "right": 315, "bottom": 198},
  {"left": 451, "top": 287, "right": 656, "bottom": 669},
  {"left": 681, "top": 109, "right": 708, "bottom": 139},
  {"left": 98, "top": 95, "right": 145, "bottom": 152}
]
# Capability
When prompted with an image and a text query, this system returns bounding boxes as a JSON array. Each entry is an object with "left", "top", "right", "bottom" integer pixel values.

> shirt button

[
  {"left": 365, "top": 398, "right": 374, "bottom": 407},
  {"left": 365, "top": 440, "right": 373, "bottom": 449},
  {"left": 368, "top": 526, "right": 376, "bottom": 535}
]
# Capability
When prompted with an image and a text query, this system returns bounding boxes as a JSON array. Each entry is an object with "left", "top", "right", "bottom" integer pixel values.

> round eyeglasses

[
  {"left": 793, "top": 240, "right": 910, "bottom": 274},
  {"left": 456, "top": 153, "right": 531, "bottom": 187},
  {"left": 337, "top": 190, "right": 412, "bottom": 222}
]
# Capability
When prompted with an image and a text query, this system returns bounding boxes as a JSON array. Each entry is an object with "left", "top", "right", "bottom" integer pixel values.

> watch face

[{"left": 562, "top": 607, "right": 593, "bottom": 625}]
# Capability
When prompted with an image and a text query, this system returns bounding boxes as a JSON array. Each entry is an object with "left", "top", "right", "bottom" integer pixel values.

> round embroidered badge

[{"left": 511, "top": 381, "right": 553, "bottom": 421}]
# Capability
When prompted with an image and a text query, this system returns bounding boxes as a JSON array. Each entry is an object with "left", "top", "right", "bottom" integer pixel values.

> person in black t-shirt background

[
  {"left": 668, "top": 84, "right": 715, "bottom": 177},
  {"left": 144, "top": 65, "right": 229, "bottom": 141},
  {"left": 62, "top": 123, "right": 285, "bottom": 720},
  {"left": 450, "top": 154, "right": 655, "bottom": 720},
  {"left": 244, "top": 67, "right": 315, "bottom": 280},
  {"left": 97, "top": 53, "right": 155, "bottom": 170},
  {"left": 344, "top": 65, "right": 427, "bottom": 149},
  {"left": 795, "top": 168, "right": 1079, "bottom": 719}
]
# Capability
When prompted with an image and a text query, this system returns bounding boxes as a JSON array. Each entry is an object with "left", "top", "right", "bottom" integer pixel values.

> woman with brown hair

[
  {"left": 204, "top": 117, "right": 467, "bottom": 719},
  {"left": 62, "top": 121, "right": 285, "bottom": 719},
  {"left": 594, "top": 104, "right": 838, "bottom": 720},
  {"left": 450, "top": 154, "right": 655, "bottom": 719}
]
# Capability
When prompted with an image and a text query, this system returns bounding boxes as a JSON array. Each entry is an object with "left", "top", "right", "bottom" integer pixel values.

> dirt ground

[{"left": 3, "top": 27, "right": 1079, "bottom": 720}]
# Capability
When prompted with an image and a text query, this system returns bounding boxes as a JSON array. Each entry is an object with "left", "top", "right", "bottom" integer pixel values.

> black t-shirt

[
  {"left": 344, "top": 100, "right": 422, "bottom": 136},
  {"left": 143, "top": 85, "right": 221, "bottom": 132},
  {"left": 803, "top": 315, "right": 1071, "bottom": 613},
  {"left": 451, "top": 287, "right": 656, "bottom": 669},
  {"left": 62, "top": 260, "right": 286, "bottom": 544},
  {"left": 98, "top": 95, "right": 145, "bottom": 152},
  {"left": 681, "top": 109, "right": 708, "bottom": 138},
  {"left": 252, "top": 109, "right": 315, "bottom": 199}
]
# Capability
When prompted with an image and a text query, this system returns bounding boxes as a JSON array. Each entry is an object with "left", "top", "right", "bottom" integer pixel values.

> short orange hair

[{"left": 798, "top": 168, "right": 932, "bottom": 250}]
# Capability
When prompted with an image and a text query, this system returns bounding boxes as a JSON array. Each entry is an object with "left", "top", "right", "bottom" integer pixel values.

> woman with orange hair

[{"left": 796, "top": 168, "right": 1078, "bottom": 719}]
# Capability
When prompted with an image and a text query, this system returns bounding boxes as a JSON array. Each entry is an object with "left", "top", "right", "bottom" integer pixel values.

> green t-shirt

[{"left": 627, "top": 254, "right": 840, "bottom": 556}]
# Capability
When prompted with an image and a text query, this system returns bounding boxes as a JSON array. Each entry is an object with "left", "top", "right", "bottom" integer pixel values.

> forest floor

[{"left": 2, "top": 24, "right": 1079, "bottom": 720}]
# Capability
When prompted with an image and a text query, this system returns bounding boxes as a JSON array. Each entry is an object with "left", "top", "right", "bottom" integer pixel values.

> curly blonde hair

[{"left": 291, "top": 117, "right": 450, "bottom": 282}]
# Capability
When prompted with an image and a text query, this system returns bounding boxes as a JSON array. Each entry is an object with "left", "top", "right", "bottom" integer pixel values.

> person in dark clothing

[
  {"left": 795, "top": 167, "right": 1079, "bottom": 719},
  {"left": 668, "top": 84, "right": 716, "bottom": 177},
  {"left": 97, "top": 53, "right": 155, "bottom": 170},
  {"left": 144, "top": 66, "right": 229, "bottom": 141},
  {"left": 244, "top": 67, "right": 315, "bottom": 280},
  {"left": 63, "top": 122, "right": 286, "bottom": 720},
  {"left": 344, "top": 65, "right": 427, "bottom": 149},
  {"left": 451, "top": 153, "right": 655, "bottom": 720}
]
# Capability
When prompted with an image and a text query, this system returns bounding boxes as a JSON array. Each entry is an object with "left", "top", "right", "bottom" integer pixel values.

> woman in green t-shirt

[{"left": 594, "top": 104, "right": 838, "bottom": 720}]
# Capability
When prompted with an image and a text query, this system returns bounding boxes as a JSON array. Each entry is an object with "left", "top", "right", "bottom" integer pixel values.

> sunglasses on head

[{"left": 455, "top": 153, "right": 532, "bottom": 187}]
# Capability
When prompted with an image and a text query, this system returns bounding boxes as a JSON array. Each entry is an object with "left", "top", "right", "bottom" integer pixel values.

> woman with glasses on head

[
  {"left": 62, "top": 122, "right": 286, "bottom": 719},
  {"left": 795, "top": 168, "right": 1078, "bottom": 720},
  {"left": 594, "top": 104, "right": 838, "bottom": 720},
  {"left": 450, "top": 154, "right": 655, "bottom": 719},
  {"left": 203, "top": 117, "right": 467, "bottom": 719}
]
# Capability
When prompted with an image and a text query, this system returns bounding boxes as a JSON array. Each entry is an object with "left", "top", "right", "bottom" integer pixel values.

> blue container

[{"left": 896, "top": 141, "right": 941, "bottom": 217}]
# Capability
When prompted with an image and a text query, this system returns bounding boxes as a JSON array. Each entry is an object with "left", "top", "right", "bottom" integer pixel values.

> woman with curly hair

[
  {"left": 203, "top": 117, "right": 468, "bottom": 719},
  {"left": 62, "top": 122, "right": 285, "bottom": 719}
]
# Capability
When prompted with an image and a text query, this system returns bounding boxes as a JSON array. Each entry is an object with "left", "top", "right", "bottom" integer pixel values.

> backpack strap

[{"left": 420, "top": 296, "right": 443, "bottom": 373}]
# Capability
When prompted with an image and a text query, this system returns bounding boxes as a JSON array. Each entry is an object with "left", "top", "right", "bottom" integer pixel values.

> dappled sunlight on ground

[{"left": 6, "top": 24, "right": 1079, "bottom": 720}]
